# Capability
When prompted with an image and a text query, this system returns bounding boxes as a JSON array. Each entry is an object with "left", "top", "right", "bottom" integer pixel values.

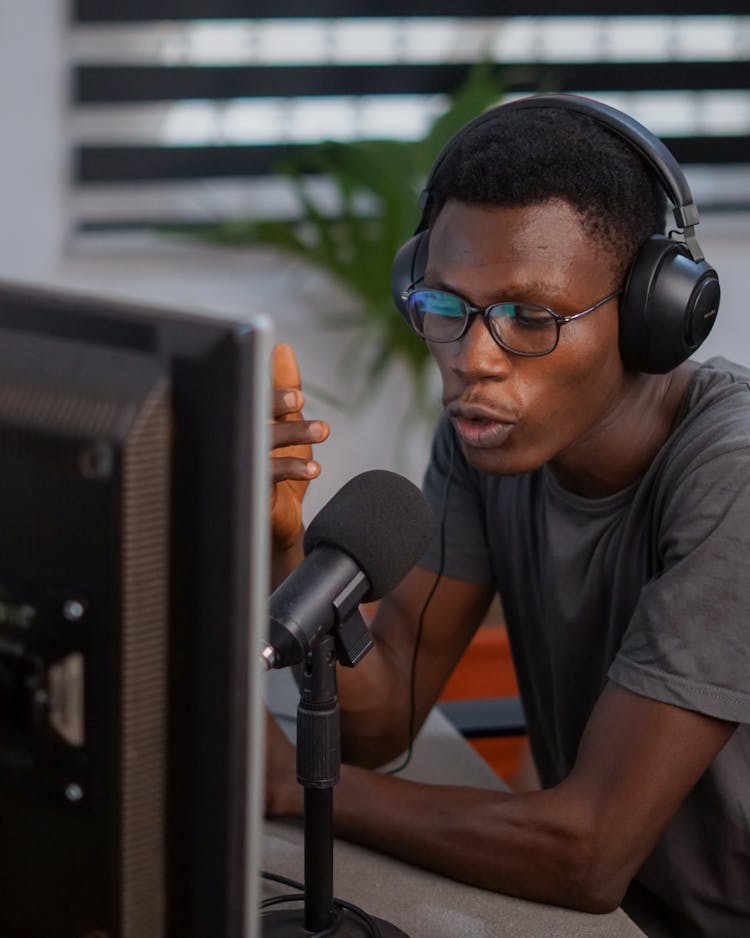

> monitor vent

[
  {"left": 0, "top": 381, "right": 131, "bottom": 438},
  {"left": 120, "top": 379, "right": 171, "bottom": 938}
]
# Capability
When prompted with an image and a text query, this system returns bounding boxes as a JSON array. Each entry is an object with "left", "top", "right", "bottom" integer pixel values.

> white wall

[
  {"left": 0, "top": 0, "right": 67, "bottom": 283},
  {"left": 689, "top": 214, "right": 750, "bottom": 364}
]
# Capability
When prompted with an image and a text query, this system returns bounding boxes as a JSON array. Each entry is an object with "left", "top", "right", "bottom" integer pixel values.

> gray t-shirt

[{"left": 421, "top": 357, "right": 750, "bottom": 938}]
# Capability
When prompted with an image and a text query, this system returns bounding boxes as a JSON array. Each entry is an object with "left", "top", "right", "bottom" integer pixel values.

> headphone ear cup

[
  {"left": 391, "top": 230, "right": 430, "bottom": 322},
  {"left": 619, "top": 235, "right": 721, "bottom": 373}
]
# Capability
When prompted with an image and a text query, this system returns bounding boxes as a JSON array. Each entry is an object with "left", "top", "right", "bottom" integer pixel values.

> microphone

[{"left": 261, "top": 469, "right": 433, "bottom": 670}]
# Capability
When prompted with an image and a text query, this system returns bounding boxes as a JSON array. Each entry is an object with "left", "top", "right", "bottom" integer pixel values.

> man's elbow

[
  {"left": 562, "top": 827, "right": 634, "bottom": 915},
  {"left": 571, "top": 875, "right": 627, "bottom": 916}
]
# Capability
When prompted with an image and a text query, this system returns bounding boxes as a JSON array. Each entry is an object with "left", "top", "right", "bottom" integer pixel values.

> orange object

[{"left": 440, "top": 625, "right": 527, "bottom": 784}]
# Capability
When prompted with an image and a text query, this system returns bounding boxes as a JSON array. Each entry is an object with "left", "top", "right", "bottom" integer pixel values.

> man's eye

[{"left": 514, "top": 308, "right": 553, "bottom": 328}]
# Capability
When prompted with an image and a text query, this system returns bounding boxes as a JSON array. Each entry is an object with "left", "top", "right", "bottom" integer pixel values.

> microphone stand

[{"left": 263, "top": 586, "right": 410, "bottom": 937}]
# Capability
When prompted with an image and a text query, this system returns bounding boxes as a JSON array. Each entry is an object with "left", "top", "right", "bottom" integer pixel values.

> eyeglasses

[{"left": 400, "top": 284, "right": 622, "bottom": 357}]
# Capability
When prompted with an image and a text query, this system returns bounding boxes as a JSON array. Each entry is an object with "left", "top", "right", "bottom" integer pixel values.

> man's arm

[
  {"left": 336, "top": 567, "right": 496, "bottom": 767},
  {"left": 267, "top": 679, "right": 736, "bottom": 914}
]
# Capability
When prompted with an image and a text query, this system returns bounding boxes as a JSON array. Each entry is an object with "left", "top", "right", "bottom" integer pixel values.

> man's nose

[{"left": 448, "top": 314, "right": 512, "bottom": 380}]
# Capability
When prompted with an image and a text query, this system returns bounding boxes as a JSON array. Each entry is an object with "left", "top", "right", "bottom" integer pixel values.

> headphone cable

[{"left": 386, "top": 430, "right": 455, "bottom": 776}]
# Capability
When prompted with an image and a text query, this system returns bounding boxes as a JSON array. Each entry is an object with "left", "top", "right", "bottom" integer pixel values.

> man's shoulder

[
  {"left": 687, "top": 356, "right": 750, "bottom": 403},
  {"left": 652, "top": 356, "right": 750, "bottom": 503},
  {"left": 678, "top": 356, "right": 750, "bottom": 439}
]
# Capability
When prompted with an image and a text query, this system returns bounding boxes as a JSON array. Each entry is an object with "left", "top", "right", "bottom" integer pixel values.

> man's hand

[
  {"left": 270, "top": 343, "right": 329, "bottom": 552},
  {"left": 264, "top": 710, "right": 303, "bottom": 818}
]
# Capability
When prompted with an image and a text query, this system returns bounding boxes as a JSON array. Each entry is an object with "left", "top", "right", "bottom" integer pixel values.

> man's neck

[{"left": 548, "top": 361, "right": 699, "bottom": 498}]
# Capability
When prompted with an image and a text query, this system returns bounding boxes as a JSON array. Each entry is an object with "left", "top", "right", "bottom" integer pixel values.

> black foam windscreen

[{"left": 303, "top": 469, "right": 433, "bottom": 600}]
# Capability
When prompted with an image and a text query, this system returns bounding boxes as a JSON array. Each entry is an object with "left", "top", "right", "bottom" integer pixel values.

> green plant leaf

[{"left": 160, "top": 62, "right": 514, "bottom": 418}]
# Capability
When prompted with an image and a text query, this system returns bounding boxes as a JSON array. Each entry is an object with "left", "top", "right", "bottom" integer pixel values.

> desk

[{"left": 263, "top": 671, "right": 646, "bottom": 938}]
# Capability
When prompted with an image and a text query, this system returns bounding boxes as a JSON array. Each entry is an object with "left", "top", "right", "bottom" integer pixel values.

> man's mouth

[{"left": 448, "top": 405, "right": 516, "bottom": 449}]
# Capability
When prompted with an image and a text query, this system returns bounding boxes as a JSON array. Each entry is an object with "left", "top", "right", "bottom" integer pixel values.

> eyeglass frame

[{"left": 400, "top": 282, "right": 623, "bottom": 358}]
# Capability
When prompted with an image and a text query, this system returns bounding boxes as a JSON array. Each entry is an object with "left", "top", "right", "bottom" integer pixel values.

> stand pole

[
  {"left": 303, "top": 787, "right": 334, "bottom": 930},
  {"left": 262, "top": 634, "right": 409, "bottom": 937},
  {"left": 296, "top": 637, "right": 338, "bottom": 932}
]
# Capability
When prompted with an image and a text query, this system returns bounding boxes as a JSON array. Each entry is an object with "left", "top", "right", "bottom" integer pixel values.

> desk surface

[{"left": 263, "top": 670, "right": 646, "bottom": 938}]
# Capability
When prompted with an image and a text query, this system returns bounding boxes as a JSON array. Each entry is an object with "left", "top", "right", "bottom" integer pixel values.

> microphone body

[
  {"left": 265, "top": 545, "right": 368, "bottom": 669},
  {"left": 262, "top": 469, "right": 433, "bottom": 670}
]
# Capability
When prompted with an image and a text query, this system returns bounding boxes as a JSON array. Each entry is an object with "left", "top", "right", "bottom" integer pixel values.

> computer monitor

[{"left": 0, "top": 279, "right": 271, "bottom": 938}]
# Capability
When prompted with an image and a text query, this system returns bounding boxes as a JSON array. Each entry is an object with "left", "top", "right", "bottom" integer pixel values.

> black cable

[
  {"left": 260, "top": 892, "right": 305, "bottom": 910},
  {"left": 386, "top": 431, "right": 455, "bottom": 776},
  {"left": 261, "top": 870, "right": 306, "bottom": 890}
]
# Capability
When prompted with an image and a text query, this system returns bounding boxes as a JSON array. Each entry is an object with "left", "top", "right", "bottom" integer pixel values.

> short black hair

[{"left": 427, "top": 106, "right": 668, "bottom": 281}]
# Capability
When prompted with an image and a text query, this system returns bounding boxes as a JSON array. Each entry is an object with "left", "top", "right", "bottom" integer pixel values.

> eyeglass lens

[{"left": 407, "top": 290, "right": 559, "bottom": 355}]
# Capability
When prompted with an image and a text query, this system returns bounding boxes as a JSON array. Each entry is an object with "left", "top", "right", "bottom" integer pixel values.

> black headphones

[{"left": 391, "top": 93, "right": 720, "bottom": 374}]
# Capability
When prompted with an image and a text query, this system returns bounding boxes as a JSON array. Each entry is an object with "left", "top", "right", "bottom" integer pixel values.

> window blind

[{"left": 68, "top": 2, "right": 750, "bottom": 232}]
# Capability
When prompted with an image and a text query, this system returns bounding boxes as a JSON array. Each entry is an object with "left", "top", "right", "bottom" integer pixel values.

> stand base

[{"left": 262, "top": 907, "right": 410, "bottom": 936}]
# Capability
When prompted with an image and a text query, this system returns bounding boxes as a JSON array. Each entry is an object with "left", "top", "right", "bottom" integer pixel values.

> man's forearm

[
  {"left": 272, "top": 762, "right": 626, "bottom": 915},
  {"left": 336, "top": 639, "right": 423, "bottom": 769}
]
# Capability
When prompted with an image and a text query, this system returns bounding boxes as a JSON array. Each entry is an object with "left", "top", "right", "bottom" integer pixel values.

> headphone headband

[
  {"left": 392, "top": 92, "right": 720, "bottom": 374},
  {"left": 418, "top": 93, "right": 704, "bottom": 260}
]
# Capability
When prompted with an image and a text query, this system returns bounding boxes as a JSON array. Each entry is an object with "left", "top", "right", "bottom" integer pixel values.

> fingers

[
  {"left": 273, "top": 387, "right": 304, "bottom": 422},
  {"left": 268, "top": 343, "right": 329, "bottom": 534},
  {"left": 271, "top": 458, "right": 321, "bottom": 485},
  {"left": 271, "top": 418, "right": 328, "bottom": 486},
  {"left": 272, "top": 418, "right": 329, "bottom": 451},
  {"left": 272, "top": 343, "right": 301, "bottom": 392},
  {"left": 272, "top": 344, "right": 306, "bottom": 424}
]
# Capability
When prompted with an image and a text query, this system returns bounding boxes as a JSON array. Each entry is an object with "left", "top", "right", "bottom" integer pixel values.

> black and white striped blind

[{"left": 68, "top": 1, "right": 750, "bottom": 233}]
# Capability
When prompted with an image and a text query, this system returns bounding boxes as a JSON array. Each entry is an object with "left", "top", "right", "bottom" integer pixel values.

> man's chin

[{"left": 458, "top": 438, "right": 541, "bottom": 476}]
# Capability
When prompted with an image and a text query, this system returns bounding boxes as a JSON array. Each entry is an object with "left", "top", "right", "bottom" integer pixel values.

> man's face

[{"left": 424, "top": 199, "right": 630, "bottom": 479}]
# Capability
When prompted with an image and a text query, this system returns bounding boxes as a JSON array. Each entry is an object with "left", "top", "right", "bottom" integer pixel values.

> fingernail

[
  {"left": 305, "top": 462, "right": 319, "bottom": 477},
  {"left": 283, "top": 391, "right": 298, "bottom": 408}
]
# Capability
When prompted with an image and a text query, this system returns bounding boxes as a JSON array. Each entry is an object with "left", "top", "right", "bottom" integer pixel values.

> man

[{"left": 265, "top": 96, "right": 750, "bottom": 937}]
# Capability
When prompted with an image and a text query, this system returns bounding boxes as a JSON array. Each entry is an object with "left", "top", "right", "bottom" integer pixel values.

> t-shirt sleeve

[
  {"left": 419, "top": 415, "right": 495, "bottom": 584},
  {"left": 610, "top": 415, "right": 750, "bottom": 724}
]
